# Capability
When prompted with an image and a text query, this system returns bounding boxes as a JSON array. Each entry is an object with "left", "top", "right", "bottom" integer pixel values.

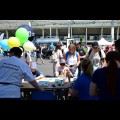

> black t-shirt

[
  {"left": 36, "top": 45, "right": 41, "bottom": 54},
  {"left": 32, "top": 70, "right": 41, "bottom": 77}
]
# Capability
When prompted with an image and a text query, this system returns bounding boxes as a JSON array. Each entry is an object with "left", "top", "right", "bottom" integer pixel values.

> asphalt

[{"left": 31, "top": 57, "right": 53, "bottom": 76}]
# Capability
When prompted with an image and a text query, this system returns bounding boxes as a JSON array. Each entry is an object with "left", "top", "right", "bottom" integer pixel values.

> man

[
  {"left": 0, "top": 47, "right": 44, "bottom": 99},
  {"left": 76, "top": 42, "right": 86, "bottom": 76},
  {"left": 36, "top": 43, "right": 44, "bottom": 64},
  {"left": 86, "top": 42, "right": 106, "bottom": 72}
]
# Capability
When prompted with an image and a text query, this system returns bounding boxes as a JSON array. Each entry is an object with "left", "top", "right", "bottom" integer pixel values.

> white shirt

[
  {"left": 87, "top": 49, "right": 105, "bottom": 71},
  {"left": 0, "top": 56, "right": 35, "bottom": 98},
  {"left": 66, "top": 54, "right": 78, "bottom": 66},
  {"left": 52, "top": 49, "right": 63, "bottom": 62},
  {"left": 63, "top": 48, "right": 68, "bottom": 54},
  {"left": 66, "top": 52, "right": 79, "bottom": 78},
  {"left": 55, "top": 66, "right": 68, "bottom": 76},
  {"left": 21, "top": 52, "right": 32, "bottom": 63}
]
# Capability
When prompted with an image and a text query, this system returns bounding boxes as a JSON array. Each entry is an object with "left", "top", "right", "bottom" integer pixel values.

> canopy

[
  {"left": 36, "top": 38, "right": 59, "bottom": 44},
  {"left": 98, "top": 37, "right": 113, "bottom": 46}
]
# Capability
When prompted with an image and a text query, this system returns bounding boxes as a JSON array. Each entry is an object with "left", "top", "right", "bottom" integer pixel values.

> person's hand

[
  {"left": 65, "top": 64, "right": 69, "bottom": 67},
  {"left": 66, "top": 69, "right": 71, "bottom": 74},
  {"left": 69, "top": 88, "right": 72, "bottom": 94},
  {"left": 40, "top": 87, "right": 45, "bottom": 91},
  {"left": 75, "top": 63, "right": 79, "bottom": 68}
]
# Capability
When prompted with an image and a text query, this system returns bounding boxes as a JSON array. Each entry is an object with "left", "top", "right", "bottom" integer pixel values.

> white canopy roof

[{"left": 98, "top": 37, "right": 113, "bottom": 46}]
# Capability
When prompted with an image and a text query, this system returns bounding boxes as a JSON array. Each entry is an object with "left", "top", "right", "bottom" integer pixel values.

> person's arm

[
  {"left": 59, "top": 50, "right": 63, "bottom": 59},
  {"left": 80, "top": 54, "right": 86, "bottom": 59},
  {"left": 26, "top": 53, "right": 32, "bottom": 67},
  {"left": 75, "top": 54, "right": 80, "bottom": 68},
  {"left": 100, "top": 50, "right": 106, "bottom": 68},
  {"left": 77, "top": 54, "right": 80, "bottom": 65},
  {"left": 69, "top": 88, "right": 79, "bottom": 97},
  {"left": 34, "top": 70, "right": 45, "bottom": 80},
  {"left": 26, "top": 62, "right": 31, "bottom": 67},
  {"left": 64, "top": 53, "right": 68, "bottom": 67},
  {"left": 56, "top": 71, "right": 66, "bottom": 77},
  {"left": 35, "top": 74, "right": 44, "bottom": 80},
  {"left": 89, "top": 69, "right": 99, "bottom": 96},
  {"left": 66, "top": 68, "right": 74, "bottom": 78},
  {"left": 89, "top": 82, "right": 98, "bottom": 96},
  {"left": 101, "top": 58, "right": 106, "bottom": 68},
  {"left": 23, "top": 64, "right": 44, "bottom": 91},
  {"left": 69, "top": 77, "right": 80, "bottom": 97},
  {"left": 29, "top": 80, "right": 44, "bottom": 91}
]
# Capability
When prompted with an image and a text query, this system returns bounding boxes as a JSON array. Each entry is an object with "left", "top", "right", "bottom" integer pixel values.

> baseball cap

[
  {"left": 92, "top": 42, "right": 99, "bottom": 48},
  {"left": 31, "top": 62, "right": 37, "bottom": 69},
  {"left": 60, "top": 59, "right": 66, "bottom": 64}
]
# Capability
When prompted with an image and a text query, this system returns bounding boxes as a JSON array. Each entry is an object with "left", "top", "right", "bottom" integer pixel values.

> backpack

[
  {"left": 66, "top": 51, "right": 79, "bottom": 60},
  {"left": 77, "top": 48, "right": 86, "bottom": 56},
  {"left": 88, "top": 48, "right": 102, "bottom": 60}
]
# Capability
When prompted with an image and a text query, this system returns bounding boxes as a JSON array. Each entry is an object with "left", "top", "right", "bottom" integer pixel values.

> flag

[{"left": 0, "top": 33, "right": 4, "bottom": 40}]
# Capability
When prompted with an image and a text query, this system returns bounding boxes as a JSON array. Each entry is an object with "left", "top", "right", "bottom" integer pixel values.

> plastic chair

[{"left": 31, "top": 91, "right": 57, "bottom": 100}]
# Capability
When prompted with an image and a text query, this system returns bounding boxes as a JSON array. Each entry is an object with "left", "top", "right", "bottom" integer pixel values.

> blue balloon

[{"left": 0, "top": 39, "right": 10, "bottom": 51}]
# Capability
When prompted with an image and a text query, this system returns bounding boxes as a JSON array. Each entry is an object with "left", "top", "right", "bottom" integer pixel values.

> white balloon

[{"left": 23, "top": 41, "right": 36, "bottom": 51}]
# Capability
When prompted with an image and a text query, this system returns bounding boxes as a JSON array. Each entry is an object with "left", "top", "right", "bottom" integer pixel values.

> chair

[{"left": 31, "top": 91, "right": 57, "bottom": 100}]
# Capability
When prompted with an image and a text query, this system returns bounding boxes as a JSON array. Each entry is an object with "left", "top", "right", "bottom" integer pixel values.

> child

[{"left": 30, "top": 62, "right": 44, "bottom": 80}]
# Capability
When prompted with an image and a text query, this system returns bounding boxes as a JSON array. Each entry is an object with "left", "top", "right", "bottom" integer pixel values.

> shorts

[{"left": 36, "top": 53, "right": 42, "bottom": 58}]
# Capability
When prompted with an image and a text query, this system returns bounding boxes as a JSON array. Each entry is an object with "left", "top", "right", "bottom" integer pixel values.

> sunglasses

[
  {"left": 93, "top": 47, "right": 98, "bottom": 49},
  {"left": 60, "top": 63, "right": 65, "bottom": 66}
]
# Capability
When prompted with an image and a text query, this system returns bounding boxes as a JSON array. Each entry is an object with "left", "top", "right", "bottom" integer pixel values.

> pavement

[{"left": 31, "top": 57, "right": 53, "bottom": 76}]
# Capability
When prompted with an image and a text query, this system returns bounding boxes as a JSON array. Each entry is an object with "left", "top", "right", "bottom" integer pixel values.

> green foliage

[{"left": 80, "top": 37, "right": 83, "bottom": 46}]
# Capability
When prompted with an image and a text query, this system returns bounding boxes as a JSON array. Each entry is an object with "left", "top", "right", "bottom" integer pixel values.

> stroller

[{"left": 42, "top": 48, "right": 53, "bottom": 59}]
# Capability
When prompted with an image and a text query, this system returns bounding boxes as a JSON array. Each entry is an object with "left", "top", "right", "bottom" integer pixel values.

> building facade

[{"left": 0, "top": 20, "right": 120, "bottom": 44}]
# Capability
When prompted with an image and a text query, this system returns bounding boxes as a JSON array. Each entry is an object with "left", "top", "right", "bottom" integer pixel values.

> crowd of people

[{"left": 0, "top": 38, "right": 120, "bottom": 100}]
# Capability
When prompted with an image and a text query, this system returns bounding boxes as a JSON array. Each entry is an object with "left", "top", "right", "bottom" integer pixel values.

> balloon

[
  {"left": 0, "top": 39, "right": 10, "bottom": 51},
  {"left": 18, "top": 24, "right": 35, "bottom": 41},
  {"left": 23, "top": 41, "right": 36, "bottom": 51},
  {"left": 15, "top": 27, "right": 29, "bottom": 45},
  {"left": 8, "top": 37, "right": 20, "bottom": 48}
]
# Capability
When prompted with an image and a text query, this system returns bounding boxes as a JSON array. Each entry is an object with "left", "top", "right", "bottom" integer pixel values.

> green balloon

[{"left": 15, "top": 27, "right": 29, "bottom": 45}]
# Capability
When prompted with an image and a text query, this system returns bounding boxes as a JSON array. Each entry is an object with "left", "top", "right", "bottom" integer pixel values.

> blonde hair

[{"left": 68, "top": 44, "right": 76, "bottom": 55}]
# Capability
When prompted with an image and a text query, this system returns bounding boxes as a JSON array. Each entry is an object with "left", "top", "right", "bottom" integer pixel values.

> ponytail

[
  {"left": 81, "top": 58, "right": 93, "bottom": 78},
  {"left": 85, "top": 61, "right": 93, "bottom": 77},
  {"left": 105, "top": 51, "right": 120, "bottom": 96}
]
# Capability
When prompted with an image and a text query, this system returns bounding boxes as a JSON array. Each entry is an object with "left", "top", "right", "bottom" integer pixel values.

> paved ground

[{"left": 31, "top": 57, "right": 53, "bottom": 76}]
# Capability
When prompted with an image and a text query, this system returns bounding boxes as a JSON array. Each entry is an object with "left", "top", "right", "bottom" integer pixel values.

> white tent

[{"left": 98, "top": 37, "right": 113, "bottom": 46}]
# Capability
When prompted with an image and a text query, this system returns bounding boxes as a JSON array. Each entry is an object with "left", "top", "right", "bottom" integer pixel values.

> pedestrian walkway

[{"left": 31, "top": 57, "right": 53, "bottom": 76}]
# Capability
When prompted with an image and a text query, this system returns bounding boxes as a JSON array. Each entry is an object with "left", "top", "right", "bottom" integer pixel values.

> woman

[
  {"left": 64, "top": 44, "right": 80, "bottom": 80},
  {"left": 89, "top": 51, "right": 120, "bottom": 100},
  {"left": 52, "top": 44, "right": 63, "bottom": 74},
  {"left": 69, "top": 58, "right": 99, "bottom": 100}
]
